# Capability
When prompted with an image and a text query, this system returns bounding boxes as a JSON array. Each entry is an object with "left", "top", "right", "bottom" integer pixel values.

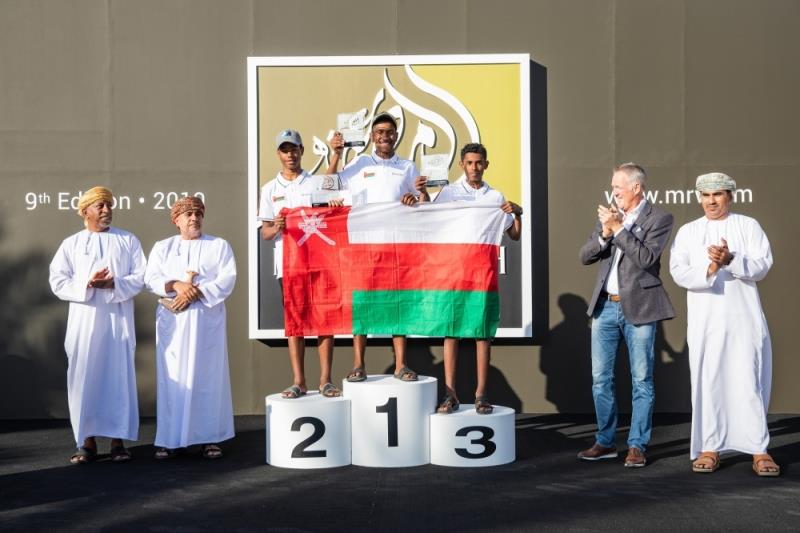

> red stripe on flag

[
  {"left": 282, "top": 207, "right": 352, "bottom": 337},
  {"left": 343, "top": 243, "right": 498, "bottom": 292}
]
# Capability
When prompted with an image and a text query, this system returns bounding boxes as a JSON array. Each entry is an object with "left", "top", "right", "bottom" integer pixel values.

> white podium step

[
  {"left": 342, "top": 375, "right": 437, "bottom": 467},
  {"left": 430, "top": 405, "right": 515, "bottom": 467},
  {"left": 265, "top": 391, "right": 351, "bottom": 468}
]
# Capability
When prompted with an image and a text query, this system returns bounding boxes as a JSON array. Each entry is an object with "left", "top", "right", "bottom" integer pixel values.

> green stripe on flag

[{"left": 352, "top": 290, "right": 500, "bottom": 338}]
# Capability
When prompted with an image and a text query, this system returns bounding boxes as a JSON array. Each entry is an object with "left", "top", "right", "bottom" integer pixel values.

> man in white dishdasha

[
  {"left": 49, "top": 186, "right": 146, "bottom": 464},
  {"left": 145, "top": 196, "right": 236, "bottom": 460},
  {"left": 670, "top": 172, "right": 779, "bottom": 477}
]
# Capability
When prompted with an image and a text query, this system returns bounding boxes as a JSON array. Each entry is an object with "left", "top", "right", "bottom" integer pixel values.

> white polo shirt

[
  {"left": 257, "top": 170, "right": 316, "bottom": 278},
  {"left": 434, "top": 176, "right": 514, "bottom": 229},
  {"left": 338, "top": 152, "right": 418, "bottom": 205}
]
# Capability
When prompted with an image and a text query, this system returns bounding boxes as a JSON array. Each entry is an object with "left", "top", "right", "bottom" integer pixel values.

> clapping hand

[
  {"left": 707, "top": 238, "right": 732, "bottom": 276},
  {"left": 88, "top": 267, "right": 114, "bottom": 289},
  {"left": 598, "top": 205, "right": 622, "bottom": 238}
]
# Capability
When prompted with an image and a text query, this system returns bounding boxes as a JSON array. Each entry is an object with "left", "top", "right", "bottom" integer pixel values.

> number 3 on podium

[{"left": 455, "top": 426, "right": 496, "bottom": 459}]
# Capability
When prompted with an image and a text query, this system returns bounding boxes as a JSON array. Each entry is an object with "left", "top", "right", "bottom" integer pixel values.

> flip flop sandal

[
  {"left": 475, "top": 395, "right": 493, "bottom": 415},
  {"left": 692, "top": 452, "right": 720, "bottom": 473},
  {"left": 346, "top": 367, "right": 367, "bottom": 382},
  {"left": 202, "top": 444, "right": 223, "bottom": 460},
  {"left": 753, "top": 454, "right": 780, "bottom": 477},
  {"left": 319, "top": 382, "right": 342, "bottom": 397},
  {"left": 281, "top": 385, "right": 306, "bottom": 399},
  {"left": 70, "top": 446, "right": 97, "bottom": 465},
  {"left": 154, "top": 447, "right": 178, "bottom": 460},
  {"left": 110, "top": 446, "right": 132, "bottom": 463},
  {"left": 393, "top": 366, "right": 418, "bottom": 382},
  {"left": 437, "top": 393, "right": 460, "bottom": 414}
]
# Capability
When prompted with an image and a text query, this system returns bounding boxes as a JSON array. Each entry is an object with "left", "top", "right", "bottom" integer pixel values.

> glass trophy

[
  {"left": 421, "top": 154, "right": 450, "bottom": 188},
  {"left": 310, "top": 174, "right": 342, "bottom": 206},
  {"left": 337, "top": 112, "right": 367, "bottom": 147}
]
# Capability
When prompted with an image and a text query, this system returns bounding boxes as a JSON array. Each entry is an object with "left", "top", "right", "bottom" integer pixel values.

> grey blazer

[{"left": 579, "top": 202, "right": 676, "bottom": 325}]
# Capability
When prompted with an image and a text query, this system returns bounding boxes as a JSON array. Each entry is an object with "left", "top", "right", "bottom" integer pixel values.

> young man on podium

[
  {"left": 329, "top": 113, "right": 424, "bottom": 384},
  {"left": 259, "top": 129, "right": 343, "bottom": 399},
  {"left": 424, "top": 143, "right": 522, "bottom": 415}
]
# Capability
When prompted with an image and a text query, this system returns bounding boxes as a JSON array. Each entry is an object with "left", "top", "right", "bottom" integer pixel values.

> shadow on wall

[
  {"left": 0, "top": 217, "right": 157, "bottom": 420},
  {"left": 539, "top": 294, "right": 593, "bottom": 413},
  {"left": 0, "top": 219, "right": 67, "bottom": 418},
  {"left": 539, "top": 293, "right": 691, "bottom": 414},
  {"left": 383, "top": 338, "right": 522, "bottom": 412}
]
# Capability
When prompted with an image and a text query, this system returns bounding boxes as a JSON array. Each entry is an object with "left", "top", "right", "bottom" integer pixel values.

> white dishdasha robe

[
  {"left": 49, "top": 227, "right": 146, "bottom": 446},
  {"left": 145, "top": 234, "right": 236, "bottom": 448},
  {"left": 670, "top": 213, "right": 772, "bottom": 459}
]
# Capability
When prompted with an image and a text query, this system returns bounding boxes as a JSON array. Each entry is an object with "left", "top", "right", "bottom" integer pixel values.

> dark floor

[{"left": 1, "top": 414, "right": 798, "bottom": 532}]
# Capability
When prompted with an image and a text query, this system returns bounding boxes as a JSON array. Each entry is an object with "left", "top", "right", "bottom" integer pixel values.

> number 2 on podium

[
  {"left": 375, "top": 397, "right": 398, "bottom": 447},
  {"left": 290, "top": 417, "right": 326, "bottom": 458}
]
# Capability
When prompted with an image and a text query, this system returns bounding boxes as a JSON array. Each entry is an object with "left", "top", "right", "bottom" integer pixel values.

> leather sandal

[
  {"left": 393, "top": 366, "right": 418, "bottom": 382},
  {"left": 474, "top": 395, "right": 493, "bottom": 415},
  {"left": 70, "top": 446, "right": 97, "bottom": 465},
  {"left": 692, "top": 451, "right": 720, "bottom": 473},
  {"left": 154, "top": 447, "right": 178, "bottom": 460},
  {"left": 202, "top": 444, "right": 223, "bottom": 460},
  {"left": 346, "top": 367, "right": 367, "bottom": 382},
  {"left": 110, "top": 445, "right": 132, "bottom": 463},
  {"left": 319, "top": 382, "right": 342, "bottom": 398},
  {"left": 280, "top": 385, "right": 306, "bottom": 399},
  {"left": 752, "top": 453, "right": 780, "bottom": 477},
  {"left": 437, "top": 393, "right": 460, "bottom": 414}
]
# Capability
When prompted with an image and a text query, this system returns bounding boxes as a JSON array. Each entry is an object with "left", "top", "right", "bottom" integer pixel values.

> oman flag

[{"left": 281, "top": 201, "right": 509, "bottom": 338}]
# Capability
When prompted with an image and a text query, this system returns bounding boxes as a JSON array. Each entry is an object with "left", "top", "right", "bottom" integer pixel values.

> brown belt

[{"left": 607, "top": 294, "right": 621, "bottom": 302}]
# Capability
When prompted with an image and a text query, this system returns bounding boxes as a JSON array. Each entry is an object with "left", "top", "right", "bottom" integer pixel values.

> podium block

[
  {"left": 265, "top": 392, "right": 351, "bottom": 468},
  {"left": 342, "top": 375, "right": 436, "bottom": 467},
  {"left": 430, "top": 405, "right": 515, "bottom": 467}
]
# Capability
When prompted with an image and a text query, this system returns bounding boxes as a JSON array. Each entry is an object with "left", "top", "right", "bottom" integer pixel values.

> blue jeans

[{"left": 590, "top": 298, "right": 656, "bottom": 451}]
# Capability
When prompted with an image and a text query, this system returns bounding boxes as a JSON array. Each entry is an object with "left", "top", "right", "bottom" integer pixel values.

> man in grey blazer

[{"left": 578, "top": 162, "right": 675, "bottom": 468}]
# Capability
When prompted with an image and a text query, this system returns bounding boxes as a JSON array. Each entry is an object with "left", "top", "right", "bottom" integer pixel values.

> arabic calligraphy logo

[
  {"left": 296, "top": 209, "right": 335, "bottom": 246},
  {"left": 309, "top": 65, "right": 481, "bottom": 175}
]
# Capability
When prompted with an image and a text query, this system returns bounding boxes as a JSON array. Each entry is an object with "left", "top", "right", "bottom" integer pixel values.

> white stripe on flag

[{"left": 345, "top": 201, "right": 508, "bottom": 245}]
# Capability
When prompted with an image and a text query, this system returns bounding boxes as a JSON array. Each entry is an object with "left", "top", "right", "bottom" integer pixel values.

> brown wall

[{"left": 1, "top": 0, "right": 798, "bottom": 417}]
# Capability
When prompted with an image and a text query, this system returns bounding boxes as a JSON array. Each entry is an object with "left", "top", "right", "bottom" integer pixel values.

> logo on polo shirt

[
  {"left": 363, "top": 171, "right": 375, "bottom": 178},
  {"left": 272, "top": 195, "right": 285, "bottom": 202}
]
